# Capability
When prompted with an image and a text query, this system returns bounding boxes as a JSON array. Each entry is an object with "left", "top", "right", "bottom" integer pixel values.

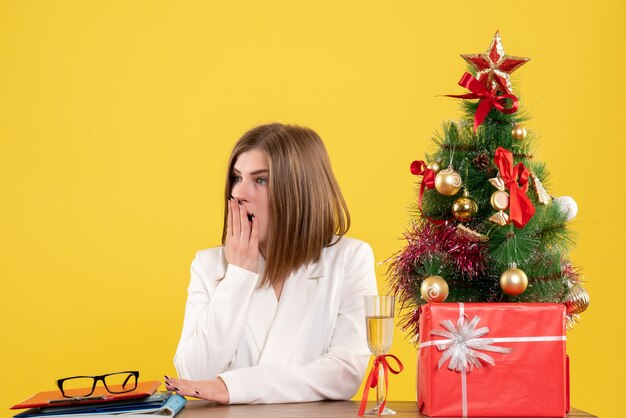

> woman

[{"left": 166, "top": 123, "right": 377, "bottom": 404}]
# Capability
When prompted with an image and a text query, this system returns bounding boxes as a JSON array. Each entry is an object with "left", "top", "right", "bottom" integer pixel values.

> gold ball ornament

[
  {"left": 563, "top": 284, "right": 590, "bottom": 315},
  {"left": 452, "top": 189, "right": 478, "bottom": 222},
  {"left": 511, "top": 125, "right": 527, "bottom": 141},
  {"left": 435, "top": 168, "right": 462, "bottom": 196},
  {"left": 420, "top": 275, "right": 449, "bottom": 303},
  {"left": 427, "top": 160, "right": 443, "bottom": 174},
  {"left": 500, "top": 265, "right": 528, "bottom": 296}
]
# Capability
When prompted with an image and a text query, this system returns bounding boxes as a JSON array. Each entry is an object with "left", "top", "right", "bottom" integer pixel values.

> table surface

[{"left": 178, "top": 400, "right": 597, "bottom": 417}]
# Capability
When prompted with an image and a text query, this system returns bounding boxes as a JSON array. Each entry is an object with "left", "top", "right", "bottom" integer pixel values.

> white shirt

[{"left": 173, "top": 237, "right": 378, "bottom": 404}]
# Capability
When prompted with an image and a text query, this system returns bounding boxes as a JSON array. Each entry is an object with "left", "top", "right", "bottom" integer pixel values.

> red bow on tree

[
  {"left": 410, "top": 160, "right": 436, "bottom": 212},
  {"left": 447, "top": 72, "right": 519, "bottom": 133},
  {"left": 410, "top": 161, "right": 449, "bottom": 225},
  {"left": 494, "top": 147, "right": 535, "bottom": 228}
]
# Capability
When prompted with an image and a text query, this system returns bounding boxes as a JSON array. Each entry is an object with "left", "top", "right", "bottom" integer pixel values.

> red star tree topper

[{"left": 461, "top": 31, "right": 529, "bottom": 94}]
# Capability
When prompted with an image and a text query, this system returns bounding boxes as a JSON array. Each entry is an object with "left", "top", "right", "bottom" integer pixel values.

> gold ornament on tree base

[
  {"left": 420, "top": 275, "right": 449, "bottom": 303},
  {"left": 563, "top": 284, "right": 590, "bottom": 314},
  {"left": 500, "top": 263, "right": 528, "bottom": 295},
  {"left": 511, "top": 125, "right": 527, "bottom": 141},
  {"left": 435, "top": 167, "right": 462, "bottom": 196},
  {"left": 452, "top": 189, "right": 479, "bottom": 221}
]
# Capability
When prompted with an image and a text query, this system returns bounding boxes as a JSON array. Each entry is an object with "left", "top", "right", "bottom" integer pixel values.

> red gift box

[{"left": 418, "top": 303, "right": 567, "bottom": 417}]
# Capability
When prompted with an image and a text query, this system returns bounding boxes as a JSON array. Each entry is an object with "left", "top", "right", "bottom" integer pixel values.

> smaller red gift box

[{"left": 418, "top": 303, "right": 567, "bottom": 417}]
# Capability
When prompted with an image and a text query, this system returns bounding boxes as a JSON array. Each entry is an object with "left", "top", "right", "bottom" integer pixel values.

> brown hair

[{"left": 221, "top": 123, "right": 350, "bottom": 286}]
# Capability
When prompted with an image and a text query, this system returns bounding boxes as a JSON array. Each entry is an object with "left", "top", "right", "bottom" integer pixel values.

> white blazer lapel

[
  {"left": 258, "top": 258, "right": 325, "bottom": 365},
  {"left": 245, "top": 256, "right": 278, "bottom": 354}
]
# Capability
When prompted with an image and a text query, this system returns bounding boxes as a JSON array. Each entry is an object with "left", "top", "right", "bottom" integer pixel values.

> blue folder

[{"left": 13, "top": 392, "right": 186, "bottom": 417}]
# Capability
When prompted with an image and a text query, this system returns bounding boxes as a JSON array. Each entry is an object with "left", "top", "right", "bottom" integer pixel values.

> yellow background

[{"left": 1, "top": 1, "right": 623, "bottom": 416}]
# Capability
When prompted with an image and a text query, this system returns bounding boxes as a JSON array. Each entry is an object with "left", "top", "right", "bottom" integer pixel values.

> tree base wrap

[
  {"left": 358, "top": 354, "right": 404, "bottom": 416},
  {"left": 418, "top": 303, "right": 567, "bottom": 417}
]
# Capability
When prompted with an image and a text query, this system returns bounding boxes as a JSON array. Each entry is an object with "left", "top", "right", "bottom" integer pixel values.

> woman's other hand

[
  {"left": 164, "top": 375, "right": 230, "bottom": 404},
  {"left": 224, "top": 197, "right": 259, "bottom": 273}
]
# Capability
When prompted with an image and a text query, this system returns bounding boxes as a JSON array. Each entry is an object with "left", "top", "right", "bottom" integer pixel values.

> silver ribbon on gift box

[{"left": 430, "top": 314, "right": 512, "bottom": 372}]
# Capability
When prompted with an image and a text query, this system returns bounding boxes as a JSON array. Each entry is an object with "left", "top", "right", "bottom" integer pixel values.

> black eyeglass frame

[{"left": 56, "top": 371, "right": 139, "bottom": 398}]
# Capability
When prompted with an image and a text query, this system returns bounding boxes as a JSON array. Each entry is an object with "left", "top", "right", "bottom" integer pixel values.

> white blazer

[{"left": 174, "top": 237, "right": 378, "bottom": 404}]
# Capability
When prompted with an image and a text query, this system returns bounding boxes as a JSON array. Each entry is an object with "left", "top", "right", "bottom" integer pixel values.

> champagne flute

[{"left": 364, "top": 295, "right": 395, "bottom": 415}]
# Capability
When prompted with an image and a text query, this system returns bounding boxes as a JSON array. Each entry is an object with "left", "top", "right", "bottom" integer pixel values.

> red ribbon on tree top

[
  {"left": 358, "top": 354, "right": 404, "bottom": 416},
  {"left": 447, "top": 72, "right": 519, "bottom": 133},
  {"left": 494, "top": 147, "right": 535, "bottom": 228}
]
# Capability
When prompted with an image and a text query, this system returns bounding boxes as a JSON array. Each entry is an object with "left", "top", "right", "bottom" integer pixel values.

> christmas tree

[{"left": 389, "top": 32, "right": 589, "bottom": 340}]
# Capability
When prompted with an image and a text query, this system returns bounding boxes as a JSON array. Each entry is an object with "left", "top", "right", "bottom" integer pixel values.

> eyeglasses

[{"left": 56, "top": 371, "right": 139, "bottom": 398}]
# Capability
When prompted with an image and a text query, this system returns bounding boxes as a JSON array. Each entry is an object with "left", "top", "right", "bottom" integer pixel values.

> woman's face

[{"left": 231, "top": 149, "right": 271, "bottom": 252}]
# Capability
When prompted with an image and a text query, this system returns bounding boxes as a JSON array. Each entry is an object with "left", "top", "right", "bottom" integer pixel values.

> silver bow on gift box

[{"left": 431, "top": 315, "right": 512, "bottom": 372}]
